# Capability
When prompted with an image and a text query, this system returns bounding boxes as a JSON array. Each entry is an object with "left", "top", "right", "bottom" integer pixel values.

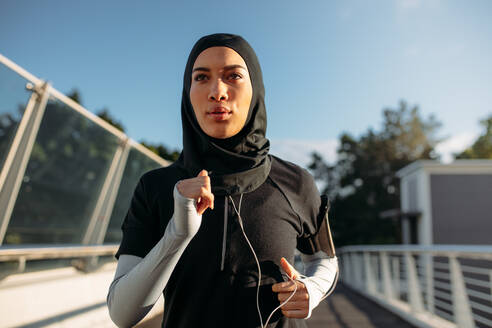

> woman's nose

[{"left": 208, "top": 79, "right": 228, "bottom": 102}]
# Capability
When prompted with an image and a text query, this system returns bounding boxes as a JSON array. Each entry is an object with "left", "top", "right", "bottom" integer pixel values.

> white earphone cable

[{"left": 229, "top": 195, "right": 297, "bottom": 328}]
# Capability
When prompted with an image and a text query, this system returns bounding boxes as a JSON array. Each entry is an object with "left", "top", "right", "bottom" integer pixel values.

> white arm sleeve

[
  {"left": 106, "top": 184, "right": 200, "bottom": 328},
  {"left": 297, "top": 252, "right": 338, "bottom": 319}
]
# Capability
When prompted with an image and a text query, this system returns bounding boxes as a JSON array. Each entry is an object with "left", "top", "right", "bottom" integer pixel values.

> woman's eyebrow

[
  {"left": 192, "top": 64, "right": 247, "bottom": 73},
  {"left": 223, "top": 64, "right": 247, "bottom": 71},
  {"left": 192, "top": 67, "right": 210, "bottom": 73}
]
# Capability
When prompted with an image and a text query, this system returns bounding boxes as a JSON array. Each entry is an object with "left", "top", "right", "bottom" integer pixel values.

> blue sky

[{"left": 1, "top": 0, "right": 491, "bottom": 167}]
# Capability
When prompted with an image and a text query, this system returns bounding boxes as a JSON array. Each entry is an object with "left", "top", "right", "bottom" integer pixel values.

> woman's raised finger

[
  {"left": 196, "top": 186, "right": 214, "bottom": 214},
  {"left": 201, "top": 187, "right": 214, "bottom": 210},
  {"left": 200, "top": 173, "right": 211, "bottom": 191},
  {"left": 178, "top": 170, "right": 213, "bottom": 199}
]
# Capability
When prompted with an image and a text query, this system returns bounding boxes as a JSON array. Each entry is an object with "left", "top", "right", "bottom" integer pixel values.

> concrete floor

[
  {"left": 136, "top": 283, "right": 416, "bottom": 328},
  {"left": 306, "top": 283, "right": 416, "bottom": 328}
]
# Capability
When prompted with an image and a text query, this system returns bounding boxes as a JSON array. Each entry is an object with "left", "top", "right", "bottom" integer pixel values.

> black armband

[{"left": 297, "top": 195, "right": 336, "bottom": 257}]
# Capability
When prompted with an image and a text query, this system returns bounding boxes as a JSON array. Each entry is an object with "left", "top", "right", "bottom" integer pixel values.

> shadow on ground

[
  {"left": 135, "top": 282, "right": 417, "bottom": 328},
  {"left": 307, "top": 283, "right": 416, "bottom": 328}
]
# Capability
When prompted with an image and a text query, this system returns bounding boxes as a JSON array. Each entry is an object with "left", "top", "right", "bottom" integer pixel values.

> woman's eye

[
  {"left": 228, "top": 73, "right": 242, "bottom": 80},
  {"left": 194, "top": 74, "right": 208, "bottom": 81}
]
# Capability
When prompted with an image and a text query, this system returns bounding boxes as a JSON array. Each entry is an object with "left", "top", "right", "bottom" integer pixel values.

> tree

[
  {"left": 67, "top": 89, "right": 82, "bottom": 105},
  {"left": 138, "top": 140, "right": 180, "bottom": 162},
  {"left": 66, "top": 90, "right": 180, "bottom": 161},
  {"left": 95, "top": 108, "right": 180, "bottom": 161},
  {"left": 96, "top": 108, "right": 126, "bottom": 133},
  {"left": 455, "top": 115, "right": 492, "bottom": 159},
  {"left": 92, "top": 108, "right": 181, "bottom": 161},
  {"left": 309, "top": 100, "right": 441, "bottom": 246}
]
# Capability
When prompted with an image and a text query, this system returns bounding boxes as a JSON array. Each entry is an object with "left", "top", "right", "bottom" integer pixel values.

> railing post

[
  {"left": 348, "top": 253, "right": 357, "bottom": 288},
  {"left": 92, "top": 139, "right": 131, "bottom": 245},
  {"left": 341, "top": 254, "right": 351, "bottom": 283},
  {"left": 0, "top": 82, "right": 50, "bottom": 245},
  {"left": 78, "top": 139, "right": 130, "bottom": 270},
  {"left": 372, "top": 254, "right": 380, "bottom": 292},
  {"left": 424, "top": 253, "right": 435, "bottom": 314},
  {"left": 356, "top": 253, "right": 365, "bottom": 290},
  {"left": 449, "top": 256, "right": 475, "bottom": 328},
  {"left": 81, "top": 138, "right": 127, "bottom": 245},
  {"left": 404, "top": 252, "right": 424, "bottom": 313},
  {"left": 380, "top": 251, "right": 394, "bottom": 299},
  {"left": 363, "top": 252, "right": 377, "bottom": 294},
  {"left": 392, "top": 257, "right": 400, "bottom": 299},
  {"left": 489, "top": 270, "right": 492, "bottom": 298},
  {"left": 350, "top": 253, "right": 363, "bottom": 290}
]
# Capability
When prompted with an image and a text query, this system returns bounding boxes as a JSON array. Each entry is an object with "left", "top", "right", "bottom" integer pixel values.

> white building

[{"left": 396, "top": 160, "right": 492, "bottom": 245}]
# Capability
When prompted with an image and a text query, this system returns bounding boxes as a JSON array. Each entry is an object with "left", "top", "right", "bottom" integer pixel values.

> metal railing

[
  {"left": 0, "top": 244, "right": 119, "bottom": 261},
  {"left": 0, "top": 244, "right": 119, "bottom": 274},
  {"left": 0, "top": 53, "right": 169, "bottom": 259},
  {"left": 339, "top": 245, "right": 492, "bottom": 328}
]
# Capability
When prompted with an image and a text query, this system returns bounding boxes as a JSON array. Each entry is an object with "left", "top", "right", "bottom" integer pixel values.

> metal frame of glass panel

[
  {"left": 0, "top": 55, "right": 45, "bottom": 245},
  {"left": 0, "top": 82, "right": 51, "bottom": 245},
  {"left": 0, "top": 53, "right": 170, "bottom": 249},
  {"left": 82, "top": 138, "right": 131, "bottom": 245},
  {"left": 45, "top": 91, "right": 170, "bottom": 246},
  {"left": 129, "top": 139, "right": 171, "bottom": 166},
  {"left": 0, "top": 54, "right": 43, "bottom": 85},
  {"left": 0, "top": 92, "right": 37, "bottom": 198},
  {"left": 93, "top": 141, "right": 132, "bottom": 245},
  {"left": 48, "top": 88, "right": 130, "bottom": 140}
]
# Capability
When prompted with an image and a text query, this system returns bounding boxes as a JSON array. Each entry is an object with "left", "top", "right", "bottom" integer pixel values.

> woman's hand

[
  {"left": 177, "top": 170, "right": 214, "bottom": 215},
  {"left": 271, "top": 257, "right": 310, "bottom": 318}
]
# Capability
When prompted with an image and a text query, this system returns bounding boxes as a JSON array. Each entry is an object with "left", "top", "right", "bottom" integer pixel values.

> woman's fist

[{"left": 177, "top": 170, "right": 214, "bottom": 215}]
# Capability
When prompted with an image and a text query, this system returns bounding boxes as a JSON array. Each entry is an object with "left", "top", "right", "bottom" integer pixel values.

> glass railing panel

[
  {"left": 0, "top": 63, "right": 32, "bottom": 174},
  {"left": 3, "top": 97, "right": 120, "bottom": 245},
  {"left": 103, "top": 147, "right": 163, "bottom": 243}
]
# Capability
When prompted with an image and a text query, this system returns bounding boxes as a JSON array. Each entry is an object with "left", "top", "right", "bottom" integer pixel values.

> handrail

[
  {"left": 0, "top": 53, "right": 170, "bottom": 168},
  {"left": 0, "top": 53, "right": 42, "bottom": 85},
  {"left": 339, "top": 244, "right": 492, "bottom": 260},
  {"left": 0, "top": 244, "right": 119, "bottom": 261},
  {"left": 339, "top": 244, "right": 492, "bottom": 328}
]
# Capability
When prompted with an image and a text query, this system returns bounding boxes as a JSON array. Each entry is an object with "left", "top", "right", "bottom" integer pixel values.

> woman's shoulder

[
  {"left": 141, "top": 161, "right": 187, "bottom": 182},
  {"left": 269, "top": 154, "right": 317, "bottom": 192},
  {"left": 268, "top": 154, "right": 322, "bottom": 226},
  {"left": 138, "top": 162, "right": 188, "bottom": 200}
]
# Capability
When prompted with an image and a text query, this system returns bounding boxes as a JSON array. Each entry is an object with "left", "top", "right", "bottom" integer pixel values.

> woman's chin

[
  {"left": 207, "top": 131, "right": 233, "bottom": 139},
  {"left": 204, "top": 127, "right": 239, "bottom": 139}
]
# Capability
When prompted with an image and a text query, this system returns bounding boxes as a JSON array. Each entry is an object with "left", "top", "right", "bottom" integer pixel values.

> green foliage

[
  {"left": 67, "top": 89, "right": 82, "bottom": 105},
  {"left": 95, "top": 108, "right": 180, "bottom": 161},
  {"left": 85, "top": 101, "right": 180, "bottom": 162},
  {"left": 96, "top": 108, "right": 126, "bottom": 133},
  {"left": 5, "top": 89, "right": 180, "bottom": 244},
  {"left": 309, "top": 100, "right": 441, "bottom": 246},
  {"left": 9, "top": 98, "right": 122, "bottom": 244},
  {"left": 455, "top": 115, "right": 492, "bottom": 159},
  {"left": 138, "top": 140, "right": 180, "bottom": 162}
]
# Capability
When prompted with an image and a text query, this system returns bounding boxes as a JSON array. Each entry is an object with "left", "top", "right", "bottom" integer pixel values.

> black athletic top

[{"left": 116, "top": 155, "right": 330, "bottom": 328}]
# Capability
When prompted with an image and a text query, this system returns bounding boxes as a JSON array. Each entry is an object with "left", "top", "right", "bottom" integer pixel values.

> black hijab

[{"left": 176, "top": 33, "right": 271, "bottom": 196}]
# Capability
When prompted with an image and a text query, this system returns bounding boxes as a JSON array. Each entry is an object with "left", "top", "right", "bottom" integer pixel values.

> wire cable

[{"left": 229, "top": 194, "right": 298, "bottom": 328}]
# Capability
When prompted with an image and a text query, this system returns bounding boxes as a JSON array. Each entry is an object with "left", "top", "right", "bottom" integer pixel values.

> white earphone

[{"left": 229, "top": 194, "right": 298, "bottom": 328}]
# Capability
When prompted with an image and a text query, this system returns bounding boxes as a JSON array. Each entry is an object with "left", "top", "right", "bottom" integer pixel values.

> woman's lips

[{"left": 207, "top": 107, "right": 231, "bottom": 121}]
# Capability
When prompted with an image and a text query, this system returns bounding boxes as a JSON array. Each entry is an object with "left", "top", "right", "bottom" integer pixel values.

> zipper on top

[{"left": 220, "top": 195, "right": 228, "bottom": 271}]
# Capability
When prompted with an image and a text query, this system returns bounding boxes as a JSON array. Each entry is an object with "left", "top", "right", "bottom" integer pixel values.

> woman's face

[{"left": 190, "top": 46, "right": 253, "bottom": 139}]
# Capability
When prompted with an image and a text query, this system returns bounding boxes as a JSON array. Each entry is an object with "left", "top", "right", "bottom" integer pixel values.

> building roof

[{"left": 396, "top": 160, "right": 492, "bottom": 178}]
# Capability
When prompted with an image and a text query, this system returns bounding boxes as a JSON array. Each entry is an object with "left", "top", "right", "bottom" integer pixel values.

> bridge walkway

[
  {"left": 307, "top": 283, "right": 416, "bottom": 328},
  {"left": 136, "top": 283, "right": 416, "bottom": 328}
]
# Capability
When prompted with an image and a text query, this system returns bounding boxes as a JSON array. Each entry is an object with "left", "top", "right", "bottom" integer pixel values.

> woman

[{"left": 107, "top": 33, "right": 338, "bottom": 328}]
